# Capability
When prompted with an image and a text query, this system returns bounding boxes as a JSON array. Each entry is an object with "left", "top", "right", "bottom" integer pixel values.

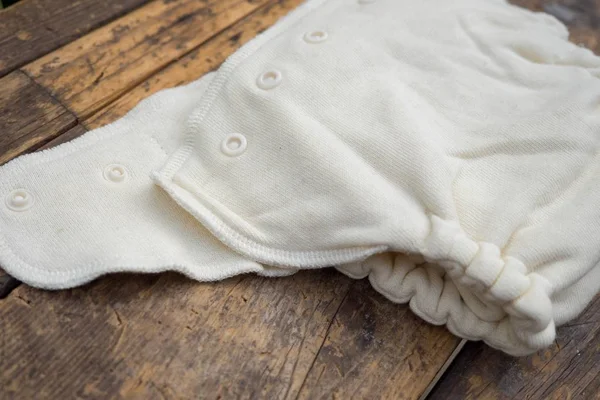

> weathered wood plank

[
  {"left": 429, "top": 295, "right": 600, "bottom": 400},
  {"left": 0, "top": 0, "right": 151, "bottom": 78},
  {"left": 39, "top": 123, "right": 89, "bottom": 149},
  {"left": 0, "top": 270, "right": 341, "bottom": 398},
  {"left": 296, "top": 279, "right": 462, "bottom": 399},
  {"left": 0, "top": 270, "right": 19, "bottom": 299},
  {"left": 86, "top": 0, "right": 306, "bottom": 129},
  {"left": 0, "top": 70, "right": 76, "bottom": 165},
  {"left": 22, "top": 0, "right": 274, "bottom": 119},
  {"left": 0, "top": 270, "right": 462, "bottom": 398}
]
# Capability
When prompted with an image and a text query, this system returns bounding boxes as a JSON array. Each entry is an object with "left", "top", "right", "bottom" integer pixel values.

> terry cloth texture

[
  {"left": 0, "top": 73, "right": 294, "bottom": 289},
  {"left": 1, "top": 0, "right": 599, "bottom": 355}
]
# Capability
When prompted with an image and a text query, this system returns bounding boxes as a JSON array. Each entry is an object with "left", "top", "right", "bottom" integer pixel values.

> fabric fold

[{"left": 0, "top": 73, "right": 294, "bottom": 289}]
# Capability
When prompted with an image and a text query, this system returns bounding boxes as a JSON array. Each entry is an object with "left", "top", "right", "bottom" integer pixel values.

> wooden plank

[
  {"left": 86, "top": 0, "right": 307, "bottom": 129},
  {"left": 429, "top": 295, "right": 600, "bottom": 400},
  {"left": 0, "top": 0, "right": 151, "bottom": 78},
  {"left": 0, "top": 270, "right": 336, "bottom": 398},
  {"left": 0, "top": 0, "right": 289, "bottom": 171},
  {"left": 296, "top": 279, "right": 462, "bottom": 399},
  {"left": 0, "top": 70, "right": 76, "bottom": 165},
  {"left": 39, "top": 123, "right": 89, "bottom": 149},
  {"left": 0, "top": 270, "right": 19, "bottom": 299},
  {"left": 22, "top": 0, "right": 275, "bottom": 119},
  {"left": 0, "top": 270, "right": 462, "bottom": 398}
]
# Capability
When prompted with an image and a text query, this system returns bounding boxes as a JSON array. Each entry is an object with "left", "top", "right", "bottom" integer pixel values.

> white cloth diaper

[
  {"left": 0, "top": 73, "right": 293, "bottom": 289},
  {"left": 153, "top": 0, "right": 600, "bottom": 354},
  {"left": 2, "top": 0, "right": 599, "bottom": 356}
]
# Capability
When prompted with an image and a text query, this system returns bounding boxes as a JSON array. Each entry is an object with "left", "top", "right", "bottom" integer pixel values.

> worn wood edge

[
  {"left": 428, "top": 294, "right": 600, "bottom": 399},
  {"left": 0, "top": 70, "right": 79, "bottom": 165},
  {"left": 420, "top": 339, "right": 467, "bottom": 400},
  {"left": 0, "top": 269, "right": 353, "bottom": 398},
  {"left": 85, "top": 0, "right": 301, "bottom": 130},
  {"left": 22, "top": 0, "right": 277, "bottom": 119},
  {"left": 0, "top": 0, "right": 152, "bottom": 78},
  {"left": 0, "top": 272, "right": 20, "bottom": 299},
  {"left": 292, "top": 278, "right": 463, "bottom": 399}
]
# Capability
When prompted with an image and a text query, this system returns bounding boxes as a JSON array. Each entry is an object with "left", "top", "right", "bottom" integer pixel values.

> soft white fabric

[
  {"left": 153, "top": 0, "right": 600, "bottom": 355},
  {"left": 0, "top": 73, "right": 293, "bottom": 289},
  {"left": 1, "top": 0, "right": 599, "bottom": 356}
]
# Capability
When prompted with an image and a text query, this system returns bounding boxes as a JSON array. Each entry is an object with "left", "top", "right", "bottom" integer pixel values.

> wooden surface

[
  {"left": 0, "top": 0, "right": 599, "bottom": 398},
  {"left": 0, "top": 70, "right": 76, "bottom": 164},
  {"left": 1, "top": 271, "right": 461, "bottom": 399},
  {"left": 0, "top": 0, "right": 464, "bottom": 398},
  {"left": 0, "top": 0, "right": 151, "bottom": 78},
  {"left": 430, "top": 294, "right": 600, "bottom": 400}
]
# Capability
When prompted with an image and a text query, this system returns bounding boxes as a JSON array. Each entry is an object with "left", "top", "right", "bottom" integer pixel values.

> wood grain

[
  {"left": 39, "top": 123, "right": 89, "bottom": 149},
  {"left": 0, "top": 0, "right": 151, "bottom": 78},
  {"left": 296, "top": 279, "right": 461, "bottom": 400},
  {"left": 0, "top": 269, "right": 461, "bottom": 398},
  {"left": 22, "top": 0, "right": 275, "bottom": 119},
  {"left": 0, "top": 70, "right": 76, "bottom": 165},
  {"left": 429, "top": 295, "right": 600, "bottom": 400},
  {"left": 86, "top": 0, "right": 306, "bottom": 129},
  {"left": 0, "top": 271, "right": 19, "bottom": 299}
]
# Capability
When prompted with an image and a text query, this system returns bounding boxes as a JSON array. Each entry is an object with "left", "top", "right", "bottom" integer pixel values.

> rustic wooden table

[{"left": 0, "top": 0, "right": 598, "bottom": 398}]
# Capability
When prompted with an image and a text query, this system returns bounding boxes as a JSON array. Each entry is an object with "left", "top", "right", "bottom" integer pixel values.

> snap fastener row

[
  {"left": 221, "top": 133, "right": 247, "bottom": 157},
  {"left": 104, "top": 164, "right": 128, "bottom": 183},
  {"left": 304, "top": 30, "right": 328, "bottom": 44},
  {"left": 256, "top": 70, "right": 282, "bottom": 90},
  {"left": 5, "top": 189, "right": 34, "bottom": 212}
]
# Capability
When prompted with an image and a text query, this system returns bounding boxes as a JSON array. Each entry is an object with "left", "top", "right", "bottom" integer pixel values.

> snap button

[
  {"left": 256, "top": 70, "right": 282, "bottom": 90},
  {"left": 103, "top": 164, "right": 128, "bottom": 183},
  {"left": 5, "top": 189, "right": 34, "bottom": 212},
  {"left": 304, "top": 30, "right": 328, "bottom": 44},
  {"left": 221, "top": 133, "right": 247, "bottom": 157}
]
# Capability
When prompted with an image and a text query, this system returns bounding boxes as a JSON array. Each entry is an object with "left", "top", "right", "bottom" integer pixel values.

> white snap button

[
  {"left": 221, "top": 133, "right": 247, "bottom": 157},
  {"left": 256, "top": 70, "right": 282, "bottom": 90},
  {"left": 304, "top": 30, "right": 328, "bottom": 44},
  {"left": 103, "top": 164, "right": 128, "bottom": 183},
  {"left": 5, "top": 189, "right": 34, "bottom": 212}
]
